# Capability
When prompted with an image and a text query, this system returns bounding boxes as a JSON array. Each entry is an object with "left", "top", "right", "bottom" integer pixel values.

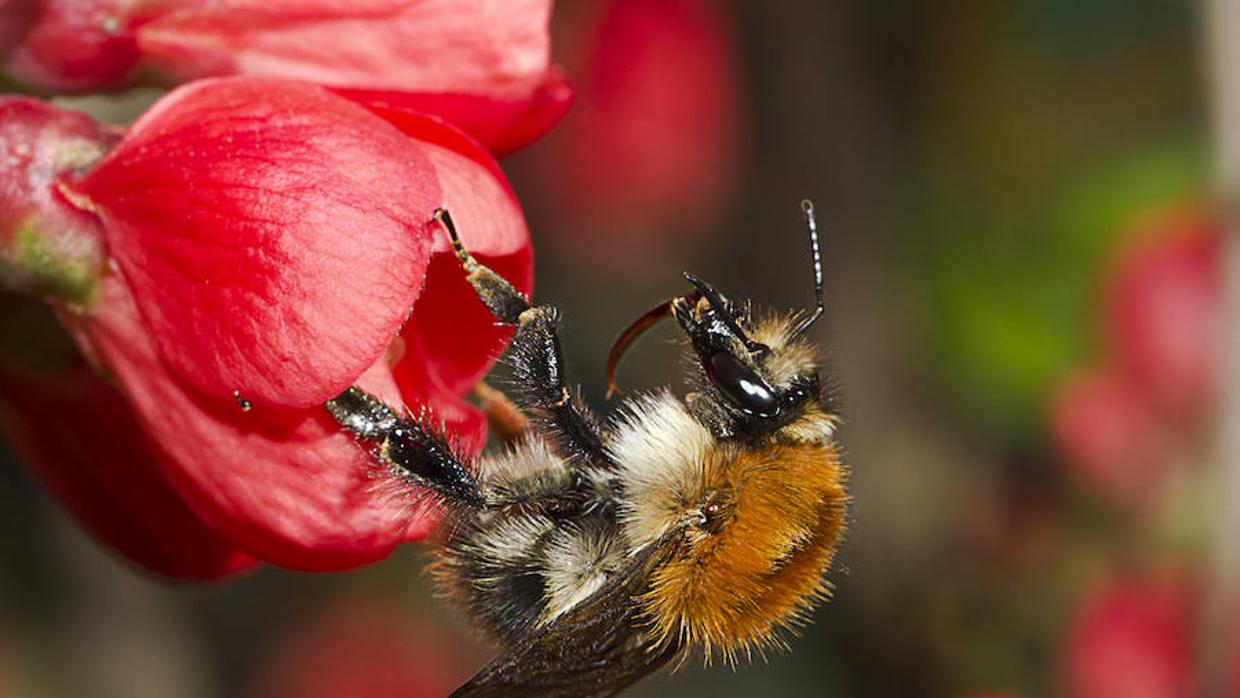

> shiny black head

[{"left": 606, "top": 201, "right": 827, "bottom": 437}]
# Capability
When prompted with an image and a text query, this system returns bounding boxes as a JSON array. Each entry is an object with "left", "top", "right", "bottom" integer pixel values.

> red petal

[
  {"left": 138, "top": 0, "right": 565, "bottom": 155},
  {"left": 400, "top": 249, "right": 531, "bottom": 403},
  {"left": 370, "top": 110, "right": 534, "bottom": 398},
  {"left": 139, "top": 0, "right": 550, "bottom": 92},
  {"left": 66, "top": 77, "right": 440, "bottom": 409},
  {"left": 392, "top": 331, "right": 489, "bottom": 459},
  {"left": 3, "top": 0, "right": 155, "bottom": 92},
  {"left": 69, "top": 274, "right": 440, "bottom": 570},
  {"left": 137, "top": 0, "right": 563, "bottom": 151},
  {"left": 0, "top": 297, "right": 256, "bottom": 579},
  {"left": 332, "top": 66, "right": 574, "bottom": 156},
  {"left": 0, "top": 1, "right": 41, "bottom": 63}
]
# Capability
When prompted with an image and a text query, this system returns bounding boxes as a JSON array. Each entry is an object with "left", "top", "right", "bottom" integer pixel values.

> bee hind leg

[{"left": 433, "top": 208, "right": 608, "bottom": 464}]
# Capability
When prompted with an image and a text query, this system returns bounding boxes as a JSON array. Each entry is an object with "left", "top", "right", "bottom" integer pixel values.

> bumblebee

[{"left": 326, "top": 201, "right": 847, "bottom": 697}]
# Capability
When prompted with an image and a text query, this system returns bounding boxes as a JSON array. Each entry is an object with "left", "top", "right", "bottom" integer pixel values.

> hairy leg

[
  {"left": 434, "top": 208, "right": 608, "bottom": 464},
  {"left": 325, "top": 386, "right": 484, "bottom": 506}
]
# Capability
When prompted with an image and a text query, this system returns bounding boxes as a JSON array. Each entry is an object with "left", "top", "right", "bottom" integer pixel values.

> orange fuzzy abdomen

[{"left": 641, "top": 441, "right": 848, "bottom": 661}]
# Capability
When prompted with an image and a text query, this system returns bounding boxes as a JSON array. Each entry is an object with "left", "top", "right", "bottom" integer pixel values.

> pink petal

[
  {"left": 137, "top": 0, "right": 563, "bottom": 153},
  {"left": 332, "top": 67, "right": 574, "bottom": 157},
  {"left": 139, "top": 0, "right": 552, "bottom": 96}
]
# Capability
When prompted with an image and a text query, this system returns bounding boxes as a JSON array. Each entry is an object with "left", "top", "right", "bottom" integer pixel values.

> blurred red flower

[
  {"left": 1104, "top": 211, "right": 1222, "bottom": 426},
  {"left": 0, "top": 77, "right": 531, "bottom": 575},
  {"left": 531, "top": 0, "right": 741, "bottom": 269},
  {"left": 0, "top": 0, "right": 166, "bottom": 92},
  {"left": 1050, "top": 366, "right": 1171, "bottom": 510},
  {"left": 247, "top": 599, "right": 469, "bottom": 698},
  {"left": 1063, "top": 572, "right": 1196, "bottom": 698},
  {"left": 2, "top": 0, "right": 570, "bottom": 155},
  {"left": 1050, "top": 207, "right": 1221, "bottom": 509}
]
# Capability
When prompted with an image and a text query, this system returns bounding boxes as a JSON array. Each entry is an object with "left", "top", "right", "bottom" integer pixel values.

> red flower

[
  {"left": 1104, "top": 210, "right": 1222, "bottom": 426},
  {"left": 0, "top": 101, "right": 249, "bottom": 578},
  {"left": 530, "top": 0, "right": 741, "bottom": 268},
  {"left": 1060, "top": 572, "right": 1230, "bottom": 698},
  {"left": 247, "top": 599, "right": 470, "bottom": 698},
  {"left": 1064, "top": 573, "right": 1191, "bottom": 698},
  {"left": 2, "top": 0, "right": 570, "bottom": 155},
  {"left": 1050, "top": 366, "right": 1171, "bottom": 510},
  {"left": 2, "top": 77, "right": 531, "bottom": 575},
  {"left": 1050, "top": 207, "right": 1221, "bottom": 509}
]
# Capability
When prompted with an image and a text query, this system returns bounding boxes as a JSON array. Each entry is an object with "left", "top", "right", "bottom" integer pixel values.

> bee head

[
  {"left": 606, "top": 201, "right": 828, "bottom": 439},
  {"left": 670, "top": 275, "right": 823, "bottom": 436}
]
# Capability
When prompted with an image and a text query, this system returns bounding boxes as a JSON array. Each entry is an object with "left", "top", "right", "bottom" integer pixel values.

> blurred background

[{"left": 0, "top": 0, "right": 1233, "bottom": 696}]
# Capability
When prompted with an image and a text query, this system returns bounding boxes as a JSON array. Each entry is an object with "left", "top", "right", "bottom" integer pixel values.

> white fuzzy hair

[{"left": 607, "top": 390, "right": 714, "bottom": 549}]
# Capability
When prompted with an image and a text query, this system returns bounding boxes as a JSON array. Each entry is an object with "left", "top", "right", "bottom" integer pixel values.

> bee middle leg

[{"left": 434, "top": 209, "right": 608, "bottom": 464}]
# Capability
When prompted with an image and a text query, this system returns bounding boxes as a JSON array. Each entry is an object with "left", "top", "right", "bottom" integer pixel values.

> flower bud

[{"left": 0, "top": 97, "right": 114, "bottom": 307}]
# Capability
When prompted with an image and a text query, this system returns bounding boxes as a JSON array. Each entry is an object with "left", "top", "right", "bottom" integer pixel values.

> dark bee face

[
  {"left": 669, "top": 276, "right": 820, "bottom": 436},
  {"left": 704, "top": 350, "right": 780, "bottom": 418},
  {"left": 672, "top": 291, "right": 774, "bottom": 414}
]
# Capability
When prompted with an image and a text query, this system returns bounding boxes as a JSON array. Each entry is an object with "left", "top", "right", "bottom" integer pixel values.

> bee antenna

[{"left": 788, "top": 199, "right": 824, "bottom": 341}]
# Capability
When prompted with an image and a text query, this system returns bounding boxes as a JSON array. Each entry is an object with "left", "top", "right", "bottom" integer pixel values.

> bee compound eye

[{"left": 705, "top": 351, "right": 780, "bottom": 418}]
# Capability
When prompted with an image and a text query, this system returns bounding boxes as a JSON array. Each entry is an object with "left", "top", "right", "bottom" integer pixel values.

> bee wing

[{"left": 451, "top": 537, "right": 680, "bottom": 698}]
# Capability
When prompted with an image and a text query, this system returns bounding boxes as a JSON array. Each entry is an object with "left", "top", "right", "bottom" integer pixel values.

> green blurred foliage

[{"left": 910, "top": 0, "right": 1205, "bottom": 444}]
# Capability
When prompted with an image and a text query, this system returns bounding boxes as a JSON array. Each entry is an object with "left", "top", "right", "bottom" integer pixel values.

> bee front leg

[
  {"left": 434, "top": 209, "right": 608, "bottom": 464},
  {"left": 325, "top": 386, "right": 485, "bottom": 507}
]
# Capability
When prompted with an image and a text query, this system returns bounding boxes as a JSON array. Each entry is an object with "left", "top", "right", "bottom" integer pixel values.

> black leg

[
  {"left": 434, "top": 209, "right": 607, "bottom": 464},
  {"left": 326, "top": 387, "right": 485, "bottom": 507},
  {"left": 328, "top": 385, "right": 590, "bottom": 510}
]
